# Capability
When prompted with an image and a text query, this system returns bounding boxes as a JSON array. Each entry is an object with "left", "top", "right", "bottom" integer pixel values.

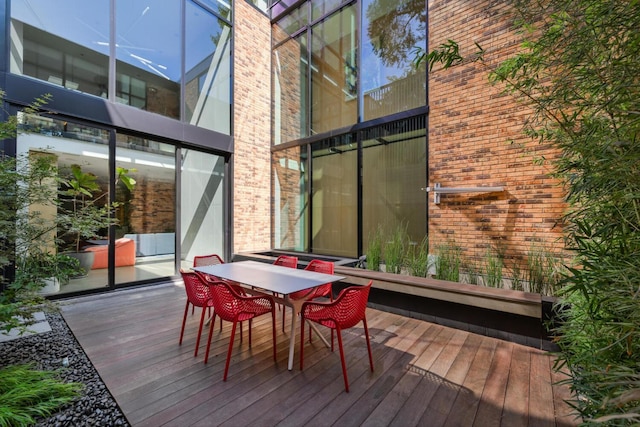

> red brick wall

[
  {"left": 428, "top": 0, "right": 567, "bottom": 267},
  {"left": 128, "top": 178, "right": 175, "bottom": 234},
  {"left": 232, "top": 2, "right": 272, "bottom": 253}
]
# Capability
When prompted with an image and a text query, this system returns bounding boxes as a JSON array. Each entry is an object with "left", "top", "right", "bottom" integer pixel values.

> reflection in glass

[
  {"left": 310, "top": 134, "right": 357, "bottom": 257},
  {"left": 16, "top": 114, "right": 111, "bottom": 294},
  {"left": 361, "top": 0, "right": 427, "bottom": 120},
  {"left": 273, "top": 147, "right": 308, "bottom": 251},
  {"left": 10, "top": 0, "right": 110, "bottom": 98},
  {"left": 310, "top": 5, "right": 358, "bottom": 134},
  {"left": 115, "top": 135, "right": 176, "bottom": 285},
  {"left": 116, "top": 0, "right": 181, "bottom": 118},
  {"left": 180, "top": 149, "right": 226, "bottom": 268},
  {"left": 185, "top": 1, "right": 232, "bottom": 134},
  {"left": 273, "top": 33, "right": 309, "bottom": 145},
  {"left": 362, "top": 116, "right": 427, "bottom": 250}
]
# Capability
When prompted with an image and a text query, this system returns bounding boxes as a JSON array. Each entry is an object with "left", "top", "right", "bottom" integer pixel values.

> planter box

[{"left": 233, "top": 251, "right": 561, "bottom": 350}]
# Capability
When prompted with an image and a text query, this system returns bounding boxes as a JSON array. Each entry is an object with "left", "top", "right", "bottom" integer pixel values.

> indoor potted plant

[{"left": 57, "top": 164, "right": 119, "bottom": 276}]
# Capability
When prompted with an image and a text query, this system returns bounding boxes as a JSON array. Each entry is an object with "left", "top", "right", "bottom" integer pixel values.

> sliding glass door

[
  {"left": 16, "top": 113, "right": 227, "bottom": 294},
  {"left": 115, "top": 135, "right": 177, "bottom": 285}
]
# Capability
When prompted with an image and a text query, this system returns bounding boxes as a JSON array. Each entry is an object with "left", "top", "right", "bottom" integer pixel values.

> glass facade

[
  {"left": 311, "top": 134, "right": 358, "bottom": 257},
  {"left": 361, "top": 116, "right": 427, "bottom": 249},
  {"left": 273, "top": 146, "right": 308, "bottom": 252},
  {"left": 14, "top": 113, "right": 225, "bottom": 294},
  {"left": 310, "top": 4, "right": 358, "bottom": 134},
  {"left": 9, "top": 0, "right": 232, "bottom": 135},
  {"left": 361, "top": 0, "right": 427, "bottom": 120},
  {"left": 185, "top": 0, "right": 232, "bottom": 134},
  {"left": 272, "top": 0, "right": 427, "bottom": 257},
  {"left": 10, "top": 0, "right": 110, "bottom": 97}
]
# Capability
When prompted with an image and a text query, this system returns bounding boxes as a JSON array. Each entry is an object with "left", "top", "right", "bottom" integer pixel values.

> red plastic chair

[
  {"left": 193, "top": 253, "right": 225, "bottom": 267},
  {"left": 203, "top": 280, "right": 277, "bottom": 381},
  {"left": 273, "top": 255, "right": 298, "bottom": 268},
  {"left": 191, "top": 254, "right": 225, "bottom": 314},
  {"left": 272, "top": 255, "right": 298, "bottom": 315},
  {"left": 282, "top": 259, "right": 334, "bottom": 332},
  {"left": 179, "top": 269, "right": 216, "bottom": 357},
  {"left": 300, "top": 281, "right": 374, "bottom": 392}
]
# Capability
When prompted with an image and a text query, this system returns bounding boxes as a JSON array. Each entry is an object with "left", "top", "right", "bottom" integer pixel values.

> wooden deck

[{"left": 60, "top": 282, "right": 579, "bottom": 427}]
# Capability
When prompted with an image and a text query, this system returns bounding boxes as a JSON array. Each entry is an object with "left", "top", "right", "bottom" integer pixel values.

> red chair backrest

[
  {"left": 304, "top": 259, "right": 334, "bottom": 274},
  {"left": 206, "top": 281, "right": 244, "bottom": 322},
  {"left": 193, "top": 254, "right": 224, "bottom": 267},
  {"left": 273, "top": 255, "right": 298, "bottom": 268},
  {"left": 180, "top": 269, "right": 213, "bottom": 308},
  {"left": 331, "top": 281, "right": 372, "bottom": 329}
]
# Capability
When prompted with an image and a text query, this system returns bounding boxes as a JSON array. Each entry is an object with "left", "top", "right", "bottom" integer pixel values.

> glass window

[
  {"left": 184, "top": 0, "right": 232, "bottom": 134},
  {"left": 310, "top": 5, "right": 358, "bottom": 134},
  {"left": 273, "top": 146, "right": 308, "bottom": 251},
  {"left": 180, "top": 149, "right": 226, "bottom": 267},
  {"left": 273, "top": 33, "right": 309, "bottom": 145},
  {"left": 310, "top": 134, "right": 357, "bottom": 257},
  {"left": 361, "top": 0, "right": 427, "bottom": 120},
  {"left": 361, "top": 117, "right": 427, "bottom": 250},
  {"left": 245, "top": 0, "right": 268, "bottom": 14},
  {"left": 10, "top": 0, "right": 110, "bottom": 98},
  {"left": 16, "top": 114, "right": 112, "bottom": 293},
  {"left": 116, "top": 0, "right": 181, "bottom": 119},
  {"left": 199, "top": 0, "right": 232, "bottom": 19},
  {"left": 115, "top": 135, "right": 176, "bottom": 284}
]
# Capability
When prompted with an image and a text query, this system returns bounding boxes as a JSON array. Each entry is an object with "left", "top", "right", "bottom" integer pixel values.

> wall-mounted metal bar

[{"left": 421, "top": 183, "right": 504, "bottom": 204}]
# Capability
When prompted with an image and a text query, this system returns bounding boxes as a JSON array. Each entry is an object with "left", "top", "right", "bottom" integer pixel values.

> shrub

[
  {"left": 365, "top": 226, "right": 383, "bottom": 271},
  {"left": 0, "top": 364, "right": 82, "bottom": 427},
  {"left": 384, "top": 223, "right": 407, "bottom": 274},
  {"left": 406, "top": 235, "right": 429, "bottom": 277}
]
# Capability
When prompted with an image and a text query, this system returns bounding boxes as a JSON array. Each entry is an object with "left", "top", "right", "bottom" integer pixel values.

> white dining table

[{"left": 192, "top": 260, "right": 345, "bottom": 370}]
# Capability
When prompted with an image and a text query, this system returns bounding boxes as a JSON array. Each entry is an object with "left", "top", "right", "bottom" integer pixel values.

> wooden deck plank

[
  {"left": 359, "top": 320, "right": 436, "bottom": 427},
  {"left": 443, "top": 336, "right": 498, "bottom": 427},
  {"left": 387, "top": 326, "right": 458, "bottom": 426},
  {"left": 472, "top": 340, "right": 514, "bottom": 426},
  {"left": 59, "top": 282, "right": 578, "bottom": 427},
  {"left": 527, "top": 349, "right": 556, "bottom": 427},
  {"left": 501, "top": 343, "right": 532, "bottom": 426},
  {"left": 419, "top": 332, "right": 484, "bottom": 426}
]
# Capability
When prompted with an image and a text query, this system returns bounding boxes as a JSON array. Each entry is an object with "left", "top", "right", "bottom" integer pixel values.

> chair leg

[
  {"left": 336, "top": 326, "right": 349, "bottom": 392},
  {"left": 249, "top": 319, "right": 253, "bottom": 346},
  {"left": 223, "top": 320, "right": 239, "bottom": 381},
  {"left": 194, "top": 306, "right": 207, "bottom": 357},
  {"left": 363, "top": 317, "right": 374, "bottom": 372},
  {"left": 204, "top": 313, "right": 218, "bottom": 364},
  {"left": 179, "top": 301, "right": 189, "bottom": 345}
]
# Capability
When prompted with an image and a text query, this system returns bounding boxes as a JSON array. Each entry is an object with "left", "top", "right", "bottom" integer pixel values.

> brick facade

[
  {"left": 428, "top": 0, "right": 567, "bottom": 267},
  {"left": 232, "top": 2, "right": 272, "bottom": 253}
]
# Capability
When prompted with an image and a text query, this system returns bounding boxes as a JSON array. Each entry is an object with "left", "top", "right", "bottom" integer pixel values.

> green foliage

[
  {"left": 490, "top": 0, "right": 640, "bottom": 423},
  {"left": 365, "top": 226, "right": 383, "bottom": 271},
  {"left": 384, "top": 223, "right": 407, "bottom": 274},
  {"left": 526, "top": 243, "right": 561, "bottom": 295},
  {"left": 434, "top": 240, "right": 461, "bottom": 282},
  {"left": 58, "top": 164, "right": 120, "bottom": 253},
  {"left": 405, "top": 235, "right": 430, "bottom": 277},
  {"left": 462, "top": 258, "right": 481, "bottom": 285},
  {"left": 509, "top": 260, "right": 524, "bottom": 291},
  {"left": 483, "top": 248, "right": 504, "bottom": 288},
  {"left": 0, "top": 364, "right": 82, "bottom": 427},
  {"left": 0, "top": 150, "right": 65, "bottom": 334}
]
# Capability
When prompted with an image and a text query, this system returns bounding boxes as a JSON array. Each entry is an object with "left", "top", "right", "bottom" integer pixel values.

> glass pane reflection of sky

[{"left": 11, "top": 0, "right": 188, "bottom": 82}]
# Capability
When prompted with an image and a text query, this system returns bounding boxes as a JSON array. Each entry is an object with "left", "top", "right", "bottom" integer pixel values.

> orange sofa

[{"left": 84, "top": 238, "right": 136, "bottom": 269}]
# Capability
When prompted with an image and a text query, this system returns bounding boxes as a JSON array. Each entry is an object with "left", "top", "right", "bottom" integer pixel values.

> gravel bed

[{"left": 0, "top": 311, "right": 130, "bottom": 426}]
